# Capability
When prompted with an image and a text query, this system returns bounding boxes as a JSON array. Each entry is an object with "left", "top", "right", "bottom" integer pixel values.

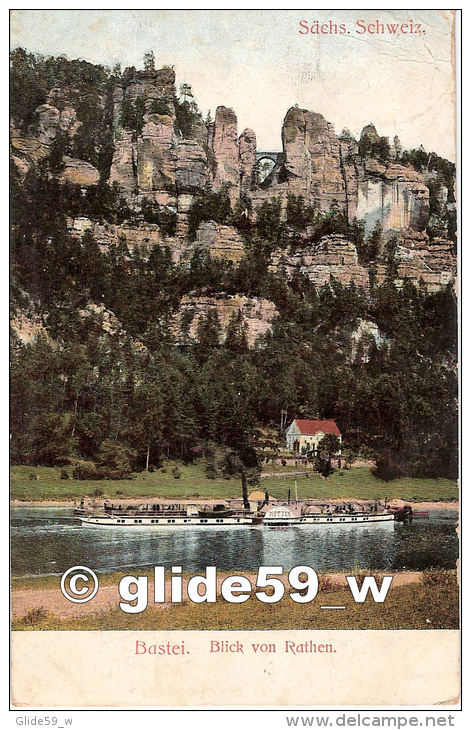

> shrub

[
  {"left": 172, "top": 466, "right": 181, "bottom": 479},
  {"left": 159, "top": 207, "right": 177, "bottom": 236},
  {"left": 205, "top": 463, "right": 217, "bottom": 479},
  {"left": 187, "top": 186, "right": 231, "bottom": 239},
  {"left": 73, "top": 464, "right": 98, "bottom": 480},
  {"left": 20, "top": 607, "right": 49, "bottom": 626},
  {"left": 286, "top": 195, "right": 315, "bottom": 230},
  {"left": 421, "top": 569, "right": 456, "bottom": 588},
  {"left": 318, "top": 575, "right": 338, "bottom": 593},
  {"left": 92, "top": 488, "right": 104, "bottom": 497},
  {"left": 149, "top": 99, "right": 172, "bottom": 116},
  {"left": 60, "top": 469, "right": 70, "bottom": 480},
  {"left": 97, "top": 440, "right": 135, "bottom": 476},
  {"left": 374, "top": 455, "right": 402, "bottom": 481}
]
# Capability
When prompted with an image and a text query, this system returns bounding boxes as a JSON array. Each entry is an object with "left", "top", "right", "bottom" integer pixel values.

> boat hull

[
  {"left": 80, "top": 512, "right": 395, "bottom": 527},
  {"left": 80, "top": 515, "right": 260, "bottom": 527},
  {"left": 264, "top": 512, "right": 395, "bottom": 526}
]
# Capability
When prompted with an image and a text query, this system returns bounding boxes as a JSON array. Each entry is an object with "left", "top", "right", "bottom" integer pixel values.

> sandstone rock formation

[
  {"left": 10, "top": 133, "right": 49, "bottom": 176},
  {"left": 60, "top": 157, "right": 100, "bottom": 187},
  {"left": 191, "top": 221, "right": 246, "bottom": 263},
  {"left": 35, "top": 104, "right": 60, "bottom": 145},
  {"left": 10, "top": 59, "right": 455, "bottom": 299},
  {"left": 238, "top": 128, "right": 256, "bottom": 194},
  {"left": 249, "top": 108, "right": 431, "bottom": 238},
  {"left": 174, "top": 295, "right": 278, "bottom": 346},
  {"left": 359, "top": 123, "right": 381, "bottom": 146},
  {"left": 281, "top": 107, "right": 346, "bottom": 211},
  {"left": 176, "top": 139, "right": 207, "bottom": 189},
  {"left": 108, "top": 129, "right": 138, "bottom": 198},
  {"left": 209, "top": 106, "right": 240, "bottom": 203},
  {"left": 10, "top": 311, "right": 47, "bottom": 344},
  {"left": 67, "top": 217, "right": 186, "bottom": 262},
  {"left": 355, "top": 159, "right": 429, "bottom": 233},
  {"left": 136, "top": 115, "right": 177, "bottom": 192},
  {"left": 109, "top": 67, "right": 179, "bottom": 201},
  {"left": 348, "top": 319, "right": 386, "bottom": 363},
  {"left": 375, "top": 230, "right": 456, "bottom": 291},
  {"left": 276, "top": 234, "right": 370, "bottom": 290}
]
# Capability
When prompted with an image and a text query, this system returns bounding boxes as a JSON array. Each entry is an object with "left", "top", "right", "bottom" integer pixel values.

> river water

[{"left": 11, "top": 507, "right": 459, "bottom": 577}]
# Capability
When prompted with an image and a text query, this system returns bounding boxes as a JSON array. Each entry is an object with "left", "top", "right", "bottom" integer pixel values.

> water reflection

[{"left": 10, "top": 507, "right": 458, "bottom": 577}]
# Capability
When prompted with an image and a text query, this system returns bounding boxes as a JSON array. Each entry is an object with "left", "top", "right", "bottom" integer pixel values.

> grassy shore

[
  {"left": 12, "top": 569, "right": 458, "bottom": 631},
  {"left": 11, "top": 464, "right": 458, "bottom": 503}
]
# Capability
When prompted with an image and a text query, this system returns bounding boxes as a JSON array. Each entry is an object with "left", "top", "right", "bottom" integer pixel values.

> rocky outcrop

[
  {"left": 276, "top": 234, "right": 370, "bottom": 290},
  {"left": 249, "top": 108, "right": 431, "bottom": 237},
  {"left": 78, "top": 302, "right": 125, "bottom": 338},
  {"left": 10, "top": 312, "right": 47, "bottom": 343},
  {"left": 35, "top": 104, "right": 60, "bottom": 144},
  {"left": 209, "top": 106, "right": 240, "bottom": 203},
  {"left": 136, "top": 114, "right": 177, "bottom": 191},
  {"left": 10, "top": 133, "right": 49, "bottom": 176},
  {"left": 192, "top": 221, "right": 246, "bottom": 263},
  {"left": 281, "top": 107, "right": 346, "bottom": 211},
  {"left": 108, "top": 129, "right": 138, "bottom": 198},
  {"left": 109, "top": 68, "right": 179, "bottom": 201},
  {"left": 176, "top": 139, "right": 207, "bottom": 189},
  {"left": 60, "top": 157, "right": 100, "bottom": 187},
  {"left": 238, "top": 128, "right": 256, "bottom": 194},
  {"left": 375, "top": 231, "right": 456, "bottom": 291},
  {"left": 58, "top": 106, "right": 81, "bottom": 137},
  {"left": 349, "top": 319, "right": 387, "bottom": 363},
  {"left": 355, "top": 159, "right": 429, "bottom": 233},
  {"left": 10, "top": 59, "right": 455, "bottom": 297},
  {"left": 359, "top": 123, "right": 381, "bottom": 146},
  {"left": 174, "top": 295, "right": 278, "bottom": 346},
  {"left": 109, "top": 116, "right": 177, "bottom": 198},
  {"left": 339, "top": 136, "right": 359, "bottom": 222},
  {"left": 67, "top": 217, "right": 187, "bottom": 262},
  {"left": 34, "top": 101, "right": 82, "bottom": 144}
]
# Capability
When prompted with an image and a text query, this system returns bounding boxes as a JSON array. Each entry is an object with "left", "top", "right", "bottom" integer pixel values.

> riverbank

[
  {"left": 11, "top": 464, "right": 459, "bottom": 504},
  {"left": 10, "top": 497, "right": 459, "bottom": 512},
  {"left": 11, "top": 569, "right": 458, "bottom": 631}
]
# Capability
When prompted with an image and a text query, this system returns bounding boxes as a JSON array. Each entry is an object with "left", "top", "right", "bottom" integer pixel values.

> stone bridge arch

[{"left": 255, "top": 151, "right": 281, "bottom": 184}]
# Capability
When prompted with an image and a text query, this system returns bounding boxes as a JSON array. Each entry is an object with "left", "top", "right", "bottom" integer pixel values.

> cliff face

[
  {"left": 209, "top": 106, "right": 240, "bottom": 203},
  {"left": 375, "top": 231, "right": 456, "bottom": 292},
  {"left": 191, "top": 221, "right": 246, "bottom": 263},
  {"left": 10, "top": 63, "right": 434, "bottom": 240},
  {"left": 173, "top": 295, "right": 278, "bottom": 347},
  {"left": 250, "top": 111, "right": 430, "bottom": 235},
  {"left": 275, "top": 234, "right": 371, "bottom": 290},
  {"left": 238, "top": 128, "right": 257, "bottom": 195},
  {"left": 281, "top": 107, "right": 346, "bottom": 212},
  {"left": 355, "top": 158, "right": 429, "bottom": 233},
  {"left": 11, "top": 59, "right": 456, "bottom": 329}
]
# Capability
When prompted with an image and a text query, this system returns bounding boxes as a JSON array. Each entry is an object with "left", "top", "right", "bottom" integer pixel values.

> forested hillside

[{"left": 10, "top": 50, "right": 458, "bottom": 481}]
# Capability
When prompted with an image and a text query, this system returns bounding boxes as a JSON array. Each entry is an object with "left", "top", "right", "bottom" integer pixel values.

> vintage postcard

[{"left": 10, "top": 8, "right": 460, "bottom": 710}]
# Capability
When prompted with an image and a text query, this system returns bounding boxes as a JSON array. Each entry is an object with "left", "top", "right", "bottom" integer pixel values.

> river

[{"left": 10, "top": 506, "right": 459, "bottom": 577}]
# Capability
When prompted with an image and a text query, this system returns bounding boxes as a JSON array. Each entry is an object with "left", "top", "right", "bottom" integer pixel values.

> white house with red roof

[{"left": 285, "top": 418, "right": 341, "bottom": 455}]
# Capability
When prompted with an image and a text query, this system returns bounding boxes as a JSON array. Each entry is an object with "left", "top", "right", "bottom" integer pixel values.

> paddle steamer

[
  {"left": 78, "top": 502, "right": 263, "bottom": 527},
  {"left": 77, "top": 499, "right": 411, "bottom": 527}
]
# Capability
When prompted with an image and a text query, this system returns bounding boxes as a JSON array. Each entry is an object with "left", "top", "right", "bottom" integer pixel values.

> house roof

[
  {"left": 293, "top": 419, "right": 341, "bottom": 436},
  {"left": 248, "top": 490, "right": 276, "bottom": 501}
]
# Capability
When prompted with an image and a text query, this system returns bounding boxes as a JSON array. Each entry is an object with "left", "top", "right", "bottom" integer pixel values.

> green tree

[
  {"left": 221, "top": 445, "right": 261, "bottom": 509},
  {"left": 315, "top": 434, "right": 341, "bottom": 476}
]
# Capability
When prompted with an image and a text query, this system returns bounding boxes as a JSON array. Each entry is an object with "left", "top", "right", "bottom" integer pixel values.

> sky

[{"left": 10, "top": 9, "right": 456, "bottom": 161}]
